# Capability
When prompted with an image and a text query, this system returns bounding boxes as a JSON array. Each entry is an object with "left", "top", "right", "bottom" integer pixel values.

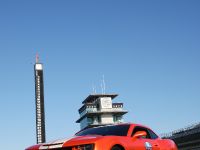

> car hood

[
  {"left": 64, "top": 135, "right": 103, "bottom": 146},
  {"left": 38, "top": 135, "right": 103, "bottom": 149}
]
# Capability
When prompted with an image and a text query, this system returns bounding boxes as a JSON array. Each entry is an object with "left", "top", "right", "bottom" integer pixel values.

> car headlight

[{"left": 72, "top": 144, "right": 94, "bottom": 150}]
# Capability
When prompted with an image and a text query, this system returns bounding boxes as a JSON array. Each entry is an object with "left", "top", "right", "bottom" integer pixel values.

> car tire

[{"left": 111, "top": 146, "right": 123, "bottom": 150}]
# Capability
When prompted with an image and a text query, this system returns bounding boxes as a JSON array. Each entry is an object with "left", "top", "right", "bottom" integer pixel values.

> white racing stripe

[
  {"left": 39, "top": 137, "right": 75, "bottom": 149},
  {"left": 39, "top": 145, "right": 48, "bottom": 150},
  {"left": 48, "top": 144, "right": 63, "bottom": 149}
]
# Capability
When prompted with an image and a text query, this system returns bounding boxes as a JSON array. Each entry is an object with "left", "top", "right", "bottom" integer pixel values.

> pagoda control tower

[{"left": 76, "top": 94, "right": 128, "bottom": 129}]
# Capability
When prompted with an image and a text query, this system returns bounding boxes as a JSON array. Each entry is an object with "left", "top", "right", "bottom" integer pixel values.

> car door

[
  {"left": 129, "top": 138, "right": 153, "bottom": 150},
  {"left": 147, "top": 129, "right": 160, "bottom": 150},
  {"left": 130, "top": 126, "right": 160, "bottom": 150}
]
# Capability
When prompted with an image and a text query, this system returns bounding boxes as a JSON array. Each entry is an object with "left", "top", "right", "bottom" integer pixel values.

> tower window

[{"left": 113, "top": 115, "right": 122, "bottom": 123}]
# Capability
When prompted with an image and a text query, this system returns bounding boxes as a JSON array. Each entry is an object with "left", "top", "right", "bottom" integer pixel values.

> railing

[
  {"left": 161, "top": 122, "right": 200, "bottom": 139},
  {"left": 80, "top": 107, "right": 126, "bottom": 117}
]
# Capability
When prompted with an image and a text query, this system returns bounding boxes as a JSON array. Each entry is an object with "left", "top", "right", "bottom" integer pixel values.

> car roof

[
  {"left": 75, "top": 123, "right": 153, "bottom": 137},
  {"left": 76, "top": 123, "right": 151, "bottom": 133},
  {"left": 106, "top": 122, "right": 150, "bottom": 129}
]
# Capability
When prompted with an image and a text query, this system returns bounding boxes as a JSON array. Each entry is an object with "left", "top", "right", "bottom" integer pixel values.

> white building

[{"left": 76, "top": 94, "right": 128, "bottom": 129}]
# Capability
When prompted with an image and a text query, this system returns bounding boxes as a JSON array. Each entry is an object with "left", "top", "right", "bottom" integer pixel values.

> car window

[
  {"left": 76, "top": 125, "right": 130, "bottom": 136},
  {"left": 131, "top": 126, "right": 151, "bottom": 139},
  {"left": 132, "top": 126, "right": 159, "bottom": 140},
  {"left": 147, "top": 129, "right": 158, "bottom": 139}
]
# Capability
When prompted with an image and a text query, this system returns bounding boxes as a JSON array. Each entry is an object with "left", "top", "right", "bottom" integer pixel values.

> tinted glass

[
  {"left": 132, "top": 126, "right": 159, "bottom": 140},
  {"left": 131, "top": 126, "right": 151, "bottom": 139},
  {"left": 148, "top": 129, "right": 158, "bottom": 139},
  {"left": 76, "top": 125, "right": 130, "bottom": 136}
]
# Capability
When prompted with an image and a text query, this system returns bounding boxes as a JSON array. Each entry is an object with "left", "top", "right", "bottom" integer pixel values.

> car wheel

[{"left": 111, "top": 146, "right": 123, "bottom": 150}]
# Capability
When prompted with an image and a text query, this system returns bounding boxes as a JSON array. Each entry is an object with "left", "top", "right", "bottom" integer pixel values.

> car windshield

[{"left": 76, "top": 124, "right": 130, "bottom": 136}]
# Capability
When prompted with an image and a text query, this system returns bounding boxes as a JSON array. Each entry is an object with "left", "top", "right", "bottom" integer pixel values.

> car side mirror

[{"left": 132, "top": 131, "right": 147, "bottom": 139}]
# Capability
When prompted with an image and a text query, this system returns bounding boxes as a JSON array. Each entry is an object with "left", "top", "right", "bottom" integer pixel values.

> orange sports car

[{"left": 26, "top": 123, "right": 177, "bottom": 150}]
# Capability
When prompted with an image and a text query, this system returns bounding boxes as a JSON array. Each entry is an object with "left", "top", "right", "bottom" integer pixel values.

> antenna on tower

[
  {"left": 100, "top": 75, "right": 106, "bottom": 94},
  {"left": 92, "top": 85, "right": 97, "bottom": 94},
  {"left": 36, "top": 53, "right": 39, "bottom": 63},
  {"left": 102, "top": 75, "right": 106, "bottom": 94},
  {"left": 101, "top": 81, "right": 103, "bottom": 94}
]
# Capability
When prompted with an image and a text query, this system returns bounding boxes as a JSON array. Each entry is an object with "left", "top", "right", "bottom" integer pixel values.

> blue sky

[{"left": 0, "top": 1, "right": 200, "bottom": 149}]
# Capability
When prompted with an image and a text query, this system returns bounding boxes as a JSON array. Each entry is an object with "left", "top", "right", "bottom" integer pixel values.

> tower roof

[{"left": 82, "top": 94, "right": 118, "bottom": 104}]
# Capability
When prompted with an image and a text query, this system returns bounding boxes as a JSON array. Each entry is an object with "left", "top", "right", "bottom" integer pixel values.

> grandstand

[{"left": 161, "top": 122, "right": 200, "bottom": 150}]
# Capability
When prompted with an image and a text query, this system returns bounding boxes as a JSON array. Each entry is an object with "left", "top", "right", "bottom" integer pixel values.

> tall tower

[
  {"left": 76, "top": 94, "right": 128, "bottom": 130},
  {"left": 34, "top": 54, "right": 46, "bottom": 144}
]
